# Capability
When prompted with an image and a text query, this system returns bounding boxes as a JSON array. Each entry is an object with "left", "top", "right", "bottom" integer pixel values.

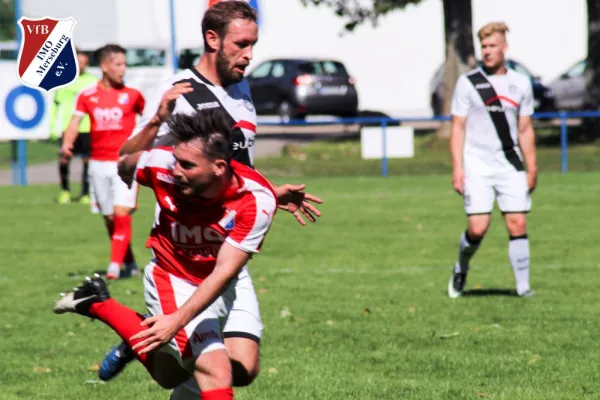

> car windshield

[
  {"left": 0, "top": 48, "right": 17, "bottom": 61},
  {"left": 565, "top": 60, "right": 586, "bottom": 78},
  {"left": 297, "top": 61, "right": 348, "bottom": 77},
  {"left": 511, "top": 62, "right": 533, "bottom": 79}
]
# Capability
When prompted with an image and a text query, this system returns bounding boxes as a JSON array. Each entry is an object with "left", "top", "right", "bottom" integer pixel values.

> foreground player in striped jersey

[
  {"left": 54, "top": 109, "right": 277, "bottom": 400},
  {"left": 97, "top": 2, "right": 322, "bottom": 398},
  {"left": 448, "top": 22, "right": 537, "bottom": 298}
]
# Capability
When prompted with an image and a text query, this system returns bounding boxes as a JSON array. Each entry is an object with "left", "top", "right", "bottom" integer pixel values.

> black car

[
  {"left": 246, "top": 58, "right": 359, "bottom": 121},
  {"left": 429, "top": 59, "right": 554, "bottom": 115}
]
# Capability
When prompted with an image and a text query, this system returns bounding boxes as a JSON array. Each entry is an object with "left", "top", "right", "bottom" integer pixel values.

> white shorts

[
  {"left": 143, "top": 262, "right": 263, "bottom": 373},
  {"left": 88, "top": 160, "right": 138, "bottom": 215},
  {"left": 463, "top": 169, "right": 531, "bottom": 215}
]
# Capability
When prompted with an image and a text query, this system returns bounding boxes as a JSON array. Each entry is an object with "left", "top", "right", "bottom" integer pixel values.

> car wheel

[{"left": 277, "top": 101, "right": 296, "bottom": 123}]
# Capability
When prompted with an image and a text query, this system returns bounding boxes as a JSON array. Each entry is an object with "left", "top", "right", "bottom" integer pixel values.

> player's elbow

[{"left": 117, "top": 156, "right": 134, "bottom": 186}]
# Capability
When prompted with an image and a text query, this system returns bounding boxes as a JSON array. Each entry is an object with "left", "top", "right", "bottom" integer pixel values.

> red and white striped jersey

[{"left": 134, "top": 147, "right": 277, "bottom": 284}]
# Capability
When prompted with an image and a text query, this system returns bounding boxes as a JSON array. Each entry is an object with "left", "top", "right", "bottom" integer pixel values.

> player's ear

[
  {"left": 205, "top": 29, "right": 221, "bottom": 52},
  {"left": 213, "top": 159, "right": 228, "bottom": 177}
]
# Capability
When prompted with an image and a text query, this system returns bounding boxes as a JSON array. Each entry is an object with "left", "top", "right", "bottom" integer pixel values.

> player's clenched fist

[
  {"left": 452, "top": 168, "right": 465, "bottom": 195},
  {"left": 151, "top": 82, "right": 194, "bottom": 125},
  {"left": 61, "top": 141, "right": 74, "bottom": 158}
]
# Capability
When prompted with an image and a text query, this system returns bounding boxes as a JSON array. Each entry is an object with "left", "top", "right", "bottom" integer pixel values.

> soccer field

[{"left": 0, "top": 172, "right": 598, "bottom": 399}]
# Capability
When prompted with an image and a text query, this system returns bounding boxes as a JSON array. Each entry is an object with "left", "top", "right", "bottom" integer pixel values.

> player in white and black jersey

[
  {"left": 97, "top": 2, "right": 322, "bottom": 399},
  {"left": 447, "top": 22, "right": 537, "bottom": 299},
  {"left": 125, "top": 65, "right": 257, "bottom": 167}
]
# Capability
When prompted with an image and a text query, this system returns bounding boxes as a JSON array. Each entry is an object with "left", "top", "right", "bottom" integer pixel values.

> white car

[{"left": 547, "top": 59, "right": 586, "bottom": 110}]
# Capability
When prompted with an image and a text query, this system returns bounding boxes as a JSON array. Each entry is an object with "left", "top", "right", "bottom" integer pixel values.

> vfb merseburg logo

[{"left": 17, "top": 17, "right": 78, "bottom": 93}]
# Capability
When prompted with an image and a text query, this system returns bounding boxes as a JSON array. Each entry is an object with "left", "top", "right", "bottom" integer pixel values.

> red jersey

[
  {"left": 75, "top": 83, "right": 145, "bottom": 161},
  {"left": 134, "top": 147, "right": 277, "bottom": 284}
]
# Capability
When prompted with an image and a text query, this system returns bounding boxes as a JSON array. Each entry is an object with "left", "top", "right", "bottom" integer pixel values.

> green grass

[
  {"left": 0, "top": 140, "right": 59, "bottom": 168},
  {"left": 1, "top": 171, "right": 600, "bottom": 399},
  {"left": 256, "top": 136, "right": 600, "bottom": 177}
]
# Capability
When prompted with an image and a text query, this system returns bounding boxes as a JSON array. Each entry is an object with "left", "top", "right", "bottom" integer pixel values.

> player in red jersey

[
  {"left": 61, "top": 44, "right": 145, "bottom": 280},
  {"left": 54, "top": 108, "right": 278, "bottom": 400},
  {"left": 98, "top": 4, "right": 322, "bottom": 398}
]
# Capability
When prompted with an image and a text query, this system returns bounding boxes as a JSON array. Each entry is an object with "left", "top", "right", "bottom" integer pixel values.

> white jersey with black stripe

[
  {"left": 130, "top": 68, "right": 257, "bottom": 167},
  {"left": 451, "top": 67, "right": 534, "bottom": 172}
]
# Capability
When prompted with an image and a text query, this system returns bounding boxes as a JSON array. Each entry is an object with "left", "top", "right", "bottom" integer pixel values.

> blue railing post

[
  {"left": 169, "top": 0, "right": 178, "bottom": 73},
  {"left": 560, "top": 112, "right": 568, "bottom": 174},
  {"left": 381, "top": 119, "right": 388, "bottom": 177},
  {"left": 12, "top": 0, "right": 27, "bottom": 186}
]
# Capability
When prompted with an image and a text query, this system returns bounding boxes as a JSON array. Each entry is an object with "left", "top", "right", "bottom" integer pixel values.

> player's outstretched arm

[
  {"left": 518, "top": 115, "right": 537, "bottom": 192},
  {"left": 450, "top": 115, "right": 467, "bottom": 195},
  {"left": 130, "top": 242, "right": 251, "bottom": 355},
  {"left": 60, "top": 115, "right": 83, "bottom": 158}
]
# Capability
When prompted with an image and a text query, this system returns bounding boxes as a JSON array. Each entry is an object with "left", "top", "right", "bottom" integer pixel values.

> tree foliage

[
  {"left": 0, "top": 0, "right": 15, "bottom": 41},
  {"left": 300, "top": 0, "right": 424, "bottom": 32}
]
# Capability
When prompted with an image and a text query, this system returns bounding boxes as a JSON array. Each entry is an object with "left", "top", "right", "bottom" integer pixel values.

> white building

[{"left": 21, "top": 0, "right": 587, "bottom": 117}]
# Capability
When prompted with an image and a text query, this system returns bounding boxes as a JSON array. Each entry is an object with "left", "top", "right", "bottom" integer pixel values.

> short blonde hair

[{"left": 477, "top": 22, "right": 509, "bottom": 41}]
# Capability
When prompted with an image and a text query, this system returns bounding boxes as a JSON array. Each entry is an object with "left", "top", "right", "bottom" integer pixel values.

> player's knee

[
  {"left": 467, "top": 225, "right": 488, "bottom": 240},
  {"left": 506, "top": 216, "right": 526, "bottom": 236},
  {"left": 231, "top": 359, "right": 259, "bottom": 387},
  {"left": 200, "top": 363, "right": 233, "bottom": 388},
  {"left": 113, "top": 206, "right": 132, "bottom": 217}
]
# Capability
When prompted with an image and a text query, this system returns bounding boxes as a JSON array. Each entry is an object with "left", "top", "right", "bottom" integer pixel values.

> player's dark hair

[
  {"left": 202, "top": 1, "right": 257, "bottom": 50},
  {"left": 94, "top": 44, "right": 126, "bottom": 64},
  {"left": 167, "top": 109, "right": 233, "bottom": 163}
]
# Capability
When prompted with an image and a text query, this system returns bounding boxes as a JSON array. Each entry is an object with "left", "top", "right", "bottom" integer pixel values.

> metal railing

[{"left": 259, "top": 111, "right": 600, "bottom": 177}]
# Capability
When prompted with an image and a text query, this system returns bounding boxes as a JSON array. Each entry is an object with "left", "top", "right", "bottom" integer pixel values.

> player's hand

[
  {"left": 151, "top": 82, "right": 194, "bottom": 125},
  {"left": 275, "top": 184, "right": 323, "bottom": 225},
  {"left": 130, "top": 313, "right": 184, "bottom": 355},
  {"left": 527, "top": 169, "right": 537, "bottom": 193},
  {"left": 452, "top": 168, "right": 465, "bottom": 195},
  {"left": 60, "top": 141, "right": 73, "bottom": 158}
]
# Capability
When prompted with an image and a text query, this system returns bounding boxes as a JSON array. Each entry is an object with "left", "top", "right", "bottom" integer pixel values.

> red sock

[
  {"left": 200, "top": 388, "right": 234, "bottom": 400},
  {"left": 106, "top": 220, "right": 135, "bottom": 264},
  {"left": 89, "top": 299, "right": 149, "bottom": 364},
  {"left": 110, "top": 215, "right": 132, "bottom": 265}
]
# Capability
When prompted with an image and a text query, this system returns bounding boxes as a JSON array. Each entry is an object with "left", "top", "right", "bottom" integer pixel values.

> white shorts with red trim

[
  {"left": 143, "top": 262, "right": 262, "bottom": 372},
  {"left": 88, "top": 160, "right": 138, "bottom": 215}
]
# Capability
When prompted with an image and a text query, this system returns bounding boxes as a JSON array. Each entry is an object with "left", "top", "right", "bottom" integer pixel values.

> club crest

[{"left": 17, "top": 17, "right": 78, "bottom": 93}]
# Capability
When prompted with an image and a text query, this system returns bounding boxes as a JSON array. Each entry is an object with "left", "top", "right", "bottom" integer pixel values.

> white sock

[
  {"left": 454, "top": 231, "right": 482, "bottom": 273},
  {"left": 107, "top": 262, "right": 121, "bottom": 277},
  {"left": 509, "top": 235, "right": 530, "bottom": 295}
]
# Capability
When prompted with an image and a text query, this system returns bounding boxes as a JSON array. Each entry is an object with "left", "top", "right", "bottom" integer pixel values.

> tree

[
  {"left": 0, "top": 0, "right": 16, "bottom": 41},
  {"left": 300, "top": 0, "right": 475, "bottom": 137},
  {"left": 584, "top": 0, "right": 600, "bottom": 140}
]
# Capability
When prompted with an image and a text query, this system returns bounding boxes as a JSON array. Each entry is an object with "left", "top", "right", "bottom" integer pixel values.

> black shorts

[{"left": 59, "top": 133, "right": 91, "bottom": 157}]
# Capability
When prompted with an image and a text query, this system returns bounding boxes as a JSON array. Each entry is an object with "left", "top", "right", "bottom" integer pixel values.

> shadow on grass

[{"left": 462, "top": 288, "right": 518, "bottom": 297}]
